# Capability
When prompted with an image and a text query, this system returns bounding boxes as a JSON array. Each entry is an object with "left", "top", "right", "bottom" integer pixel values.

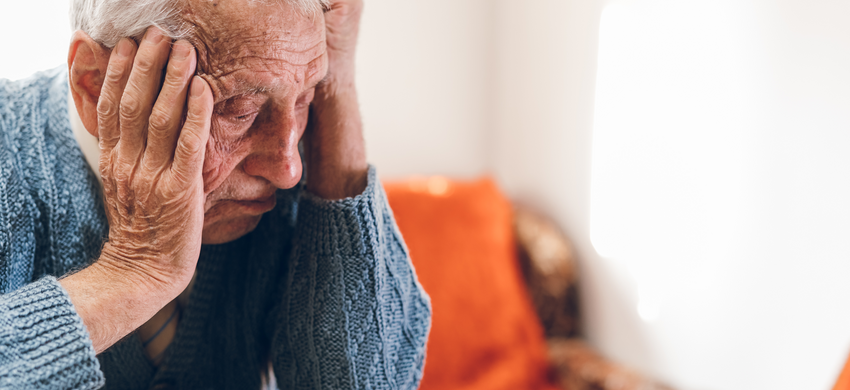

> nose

[{"left": 242, "top": 108, "right": 303, "bottom": 190}]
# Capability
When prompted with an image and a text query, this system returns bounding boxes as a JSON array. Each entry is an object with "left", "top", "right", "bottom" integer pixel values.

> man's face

[{"left": 182, "top": 0, "right": 328, "bottom": 244}]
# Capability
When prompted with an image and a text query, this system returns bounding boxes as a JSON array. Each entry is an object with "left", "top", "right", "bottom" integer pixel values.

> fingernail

[
  {"left": 145, "top": 27, "right": 164, "bottom": 43},
  {"left": 191, "top": 76, "right": 204, "bottom": 97},
  {"left": 172, "top": 42, "right": 192, "bottom": 61},
  {"left": 116, "top": 39, "right": 132, "bottom": 58}
]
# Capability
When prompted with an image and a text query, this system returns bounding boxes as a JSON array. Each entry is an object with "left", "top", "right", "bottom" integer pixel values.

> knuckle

[
  {"left": 178, "top": 133, "right": 204, "bottom": 157},
  {"left": 113, "top": 168, "right": 131, "bottom": 186},
  {"left": 148, "top": 109, "right": 171, "bottom": 136},
  {"left": 104, "top": 69, "right": 124, "bottom": 89},
  {"left": 183, "top": 110, "right": 199, "bottom": 127},
  {"left": 161, "top": 78, "right": 184, "bottom": 101},
  {"left": 185, "top": 104, "right": 209, "bottom": 127},
  {"left": 96, "top": 96, "right": 118, "bottom": 118},
  {"left": 167, "top": 58, "right": 189, "bottom": 79},
  {"left": 119, "top": 92, "right": 144, "bottom": 122},
  {"left": 160, "top": 179, "right": 182, "bottom": 198},
  {"left": 134, "top": 54, "right": 156, "bottom": 76},
  {"left": 99, "top": 134, "right": 120, "bottom": 149},
  {"left": 156, "top": 80, "right": 183, "bottom": 109}
]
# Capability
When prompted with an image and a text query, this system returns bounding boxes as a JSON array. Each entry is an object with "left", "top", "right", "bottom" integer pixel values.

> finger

[
  {"left": 116, "top": 27, "right": 172, "bottom": 166},
  {"left": 96, "top": 38, "right": 137, "bottom": 154},
  {"left": 171, "top": 76, "right": 213, "bottom": 185},
  {"left": 144, "top": 40, "right": 197, "bottom": 172}
]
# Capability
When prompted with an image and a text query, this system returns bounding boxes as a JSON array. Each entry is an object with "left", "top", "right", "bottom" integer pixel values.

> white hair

[{"left": 70, "top": 0, "right": 330, "bottom": 48}]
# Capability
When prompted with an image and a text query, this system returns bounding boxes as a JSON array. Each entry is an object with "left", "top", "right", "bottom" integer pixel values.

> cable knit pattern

[
  {"left": 0, "top": 67, "right": 431, "bottom": 389},
  {"left": 0, "top": 277, "right": 103, "bottom": 389},
  {"left": 274, "top": 169, "right": 432, "bottom": 390}
]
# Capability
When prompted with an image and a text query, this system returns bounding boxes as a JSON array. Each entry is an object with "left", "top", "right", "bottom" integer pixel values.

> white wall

[
  {"left": 364, "top": 2, "right": 850, "bottom": 390},
  {"left": 357, "top": 0, "right": 494, "bottom": 178},
  {"left": 0, "top": 0, "right": 72, "bottom": 80},
  {"left": 5, "top": 1, "right": 850, "bottom": 390},
  {"left": 490, "top": 2, "right": 850, "bottom": 390}
]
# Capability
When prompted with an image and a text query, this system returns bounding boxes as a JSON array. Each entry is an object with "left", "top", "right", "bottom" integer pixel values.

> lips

[{"left": 224, "top": 193, "right": 277, "bottom": 214}]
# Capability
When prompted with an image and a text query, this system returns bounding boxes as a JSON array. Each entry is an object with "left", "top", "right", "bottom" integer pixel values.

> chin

[{"left": 201, "top": 214, "right": 264, "bottom": 244}]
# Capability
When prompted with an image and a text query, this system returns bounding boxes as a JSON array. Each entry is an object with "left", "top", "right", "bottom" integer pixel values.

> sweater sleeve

[
  {"left": 272, "top": 166, "right": 432, "bottom": 390},
  {"left": 0, "top": 277, "right": 104, "bottom": 389}
]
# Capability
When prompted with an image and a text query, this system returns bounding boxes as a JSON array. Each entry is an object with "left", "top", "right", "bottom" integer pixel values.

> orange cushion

[
  {"left": 834, "top": 352, "right": 850, "bottom": 390},
  {"left": 384, "top": 177, "right": 559, "bottom": 390}
]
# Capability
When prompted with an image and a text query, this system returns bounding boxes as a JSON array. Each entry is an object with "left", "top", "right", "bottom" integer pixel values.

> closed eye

[
  {"left": 232, "top": 112, "right": 259, "bottom": 122},
  {"left": 215, "top": 93, "right": 265, "bottom": 125}
]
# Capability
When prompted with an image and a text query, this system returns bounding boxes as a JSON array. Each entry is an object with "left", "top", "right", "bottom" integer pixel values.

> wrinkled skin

[
  {"left": 182, "top": 1, "right": 330, "bottom": 244},
  {"left": 94, "top": 30, "right": 212, "bottom": 288},
  {"left": 63, "top": 0, "right": 366, "bottom": 353}
]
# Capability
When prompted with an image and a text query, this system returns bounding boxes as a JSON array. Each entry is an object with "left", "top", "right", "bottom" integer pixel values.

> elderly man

[{"left": 0, "top": 0, "right": 430, "bottom": 388}]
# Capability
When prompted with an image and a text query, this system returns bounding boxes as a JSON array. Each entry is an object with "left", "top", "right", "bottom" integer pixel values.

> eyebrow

[
  {"left": 213, "top": 87, "right": 265, "bottom": 105},
  {"left": 208, "top": 47, "right": 328, "bottom": 99},
  {"left": 215, "top": 73, "right": 325, "bottom": 104}
]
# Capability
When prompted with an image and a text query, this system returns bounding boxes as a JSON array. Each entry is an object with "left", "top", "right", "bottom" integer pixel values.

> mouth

[{"left": 223, "top": 193, "right": 277, "bottom": 215}]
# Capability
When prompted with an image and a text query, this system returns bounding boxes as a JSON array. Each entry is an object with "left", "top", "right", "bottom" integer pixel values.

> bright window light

[
  {"left": 0, "top": 1, "right": 72, "bottom": 81},
  {"left": 591, "top": 1, "right": 850, "bottom": 389}
]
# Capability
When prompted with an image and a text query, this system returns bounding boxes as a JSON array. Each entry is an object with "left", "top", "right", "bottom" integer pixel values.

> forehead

[{"left": 182, "top": 0, "right": 327, "bottom": 98}]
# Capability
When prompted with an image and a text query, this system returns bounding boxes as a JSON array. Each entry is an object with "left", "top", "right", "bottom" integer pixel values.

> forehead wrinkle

[
  {"left": 202, "top": 32, "right": 325, "bottom": 69},
  {"left": 207, "top": 53, "right": 327, "bottom": 103},
  {"left": 181, "top": 0, "right": 326, "bottom": 77},
  {"left": 179, "top": 0, "right": 327, "bottom": 103},
  {"left": 187, "top": 28, "right": 325, "bottom": 76},
  {"left": 184, "top": 34, "right": 326, "bottom": 105},
  {"left": 203, "top": 45, "right": 324, "bottom": 79}
]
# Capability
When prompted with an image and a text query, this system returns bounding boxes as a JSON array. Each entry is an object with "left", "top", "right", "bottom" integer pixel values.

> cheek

[
  {"left": 202, "top": 133, "right": 250, "bottom": 194},
  {"left": 202, "top": 139, "right": 222, "bottom": 192}
]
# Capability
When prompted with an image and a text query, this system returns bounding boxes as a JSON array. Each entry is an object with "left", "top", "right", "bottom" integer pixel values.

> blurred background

[{"left": 3, "top": 0, "right": 850, "bottom": 389}]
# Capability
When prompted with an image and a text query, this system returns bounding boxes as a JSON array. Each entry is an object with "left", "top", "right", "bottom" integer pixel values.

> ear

[{"left": 68, "top": 30, "right": 112, "bottom": 137}]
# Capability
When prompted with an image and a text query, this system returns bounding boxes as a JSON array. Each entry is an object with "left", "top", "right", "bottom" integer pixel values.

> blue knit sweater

[{"left": 0, "top": 67, "right": 431, "bottom": 389}]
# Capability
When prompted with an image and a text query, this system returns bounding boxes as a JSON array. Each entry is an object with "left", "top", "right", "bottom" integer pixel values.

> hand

[
  {"left": 323, "top": 0, "right": 364, "bottom": 85},
  {"left": 96, "top": 27, "right": 213, "bottom": 295},
  {"left": 303, "top": 0, "right": 368, "bottom": 199},
  {"left": 61, "top": 26, "right": 213, "bottom": 354}
]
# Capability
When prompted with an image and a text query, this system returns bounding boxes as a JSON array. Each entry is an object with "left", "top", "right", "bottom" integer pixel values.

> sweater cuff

[
  {"left": 299, "top": 165, "right": 385, "bottom": 257},
  {"left": 0, "top": 277, "right": 104, "bottom": 389}
]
